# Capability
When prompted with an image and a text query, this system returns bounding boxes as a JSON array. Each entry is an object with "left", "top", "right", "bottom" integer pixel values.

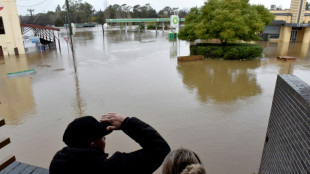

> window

[{"left": 0, "top": 17, "right": 5, "bottom": 34}]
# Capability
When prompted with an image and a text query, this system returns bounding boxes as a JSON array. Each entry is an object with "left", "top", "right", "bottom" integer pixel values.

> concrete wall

[
  {"left": 270, "top": 10, "right": 292, "bottom": 23},
  {"left": 259, "top": 74, "right": 310, "bottom": 174},
  {"left": 304, "top": 14, "right": 310, "bottom": 23},
  {"left": 289, "top": 0, "right": 307, "bottom": 23},
  {"left": 281, "top": 26, "right": 292, "bottom": 42},
  {"left": 302, "top": 27, "right": 310, "bottom": 43},
  {"left": 296, "top": 28, "right": 305, "bottom": 42},
  {"left": 0, "top": 0, "right": 25, "bottom": 56}
]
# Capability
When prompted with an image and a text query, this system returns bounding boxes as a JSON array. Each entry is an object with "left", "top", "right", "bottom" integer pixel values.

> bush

[
  {"left": 224, "top": 48, "right": 238, "bottom": 59},
  {"left": 147, "top": 24, "right": 156, "bottom": 30},
  {"left": 211, "top": 47, "right": 223, "bottom": 57},
  {"left": 190, "top": 43, "right": 262, "bottom": 60},
  {"left": 54, "top": 18, "right": 64, "bottom": 27}
]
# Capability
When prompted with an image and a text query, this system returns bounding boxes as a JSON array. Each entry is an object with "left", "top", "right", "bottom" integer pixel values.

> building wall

[
  {"left": 304, "top": 15, "right": 310, "bottom": 23},
  {"left": 274, "top": 16, "right": 292, "bottom": 23},
  {"left": 296, "top": 27, "right": 305, "bottom": 42},
  {"left": 302, "top": 27, "right": 310, "bottom": 43},
  {"left": 259, "top": 74, "right": 310, "bottom": 174},
  {"left": 0, "top": 0, "right": 25, "bottom": 56},
  {"left": 281, "top": 26, "right": 292, "bottom": 42},
  {"left": 268, "top": 1, "right": 310, "bottom": 43},
  {"left": 270, "top": 10, "right": 292, "bottom": 23},
  {"left": 290, "top": 0, "right": 307, "bottom": 23}
]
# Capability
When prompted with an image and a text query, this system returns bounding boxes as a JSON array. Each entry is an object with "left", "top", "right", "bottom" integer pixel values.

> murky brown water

[{"left": 0, "top": 27, "right": 310, "bottom": 174}]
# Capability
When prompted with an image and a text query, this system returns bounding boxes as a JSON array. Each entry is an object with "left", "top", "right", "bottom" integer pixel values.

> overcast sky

[{"left": 15, "top": 0, "right": 293, "bottom": 16}]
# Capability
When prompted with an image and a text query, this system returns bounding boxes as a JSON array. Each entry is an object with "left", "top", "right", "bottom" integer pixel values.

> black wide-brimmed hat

[{"left": 63, "top": 116, "right": 112, "bottom": 147}]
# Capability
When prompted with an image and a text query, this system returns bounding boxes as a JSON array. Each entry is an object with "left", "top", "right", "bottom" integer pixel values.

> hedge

[{"left": 190, "top": 43, "right": 263, "bottom": 60}]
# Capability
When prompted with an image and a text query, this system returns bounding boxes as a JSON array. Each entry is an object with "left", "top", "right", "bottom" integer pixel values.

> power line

[
  {"left": 32, "top": 0, "right": 53, "bottom": 23},
  {"left": 5, "top": 0, "right": 43, "bottom": 3},
  {"left": 27, "top": 8, "right": 34, "bottom": 22},
  {"left": 16, "top": 0, "right": 49, "bottom": 7}
]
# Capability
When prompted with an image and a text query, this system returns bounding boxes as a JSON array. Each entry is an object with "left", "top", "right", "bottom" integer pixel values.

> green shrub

[
  {"left": 147, "top": 24, "right": 156, "bottom": 30},
  {"left": 54, "top": 18, "right": 64, "bottom": 27},
  {"left": 224, "top": 48, "right": 238, "bottom": 60},
  {"left": 190, "top": 46, "right": 198, "bottom": 55},
  {"left": 190, "top": 43, "right": 262, "bottom": 60},
  {"left": 211, "top": 47, "right": 223, "bottom": 57}
]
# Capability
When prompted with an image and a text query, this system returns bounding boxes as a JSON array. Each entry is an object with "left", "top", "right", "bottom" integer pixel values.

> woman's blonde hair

[
  {"left": 162, "top": 148, "right": 205, "bottom": 174},
  {"left": 180, "top": 164, "right": 206, "bottom": 174}
]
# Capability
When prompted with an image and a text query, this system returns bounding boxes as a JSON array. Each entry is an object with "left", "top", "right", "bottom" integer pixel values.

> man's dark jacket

[{"left": 49, "top": 117, "right": 171, "bottom": 174}]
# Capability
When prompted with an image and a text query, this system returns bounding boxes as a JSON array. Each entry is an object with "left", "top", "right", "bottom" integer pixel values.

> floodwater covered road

[{"left": 0, "top": 27, "right": 310, "bottom": 174}]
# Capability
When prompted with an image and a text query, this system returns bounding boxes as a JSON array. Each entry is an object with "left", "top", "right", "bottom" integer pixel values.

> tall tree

[
  {"left": 78, "top": 2, "right": 95, "bottom": 22},
  {"left": 62, "top": 0, "right": 94, "bottom": 23},
  {"left": 158, "top": 6, "right": 172, "bottom": 18},
  {"left": 93, "top": 11, "right": 105, "bottom": 24},
  {"left": 178, "top": 8, "right": 189, "bottom": 18},
  {"left": 178, "top": 7, "right": 201, "bottom": 41},
  {"left": 178, "top": 0, "right": 274, "bottom": 44}
]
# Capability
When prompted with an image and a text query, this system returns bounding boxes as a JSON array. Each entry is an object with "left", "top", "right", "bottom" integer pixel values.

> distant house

[
  {"left": 0, "top": 0, "right": 25, "bottom": 56},
  {"left": 263, "top": 0, "right": 310, "bottom": 42}
]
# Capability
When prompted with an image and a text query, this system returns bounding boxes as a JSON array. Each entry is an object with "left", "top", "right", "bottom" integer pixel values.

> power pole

[
  {"left": 65, "top": 0, "right": 73, "bottom": 51},
  {"left": 65, "top": 0, "right": 76, "bottom": 73},
  {"left": 100, "top": 9, "right": 104, "bottom": 35},
  {"left": 27, "top": 9, "right": 34, "bottom": 23}
]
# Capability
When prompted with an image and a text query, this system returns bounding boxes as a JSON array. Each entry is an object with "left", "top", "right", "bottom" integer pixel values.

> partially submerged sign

[
  {"left": 7, "top": 69, "right": 36, "bottom": 78},
  {"left": 31, "top": 37, "right": 40, "bottom": 43},
  {"left": 64, "top": 37, "right": 70, "bottom": 43}
]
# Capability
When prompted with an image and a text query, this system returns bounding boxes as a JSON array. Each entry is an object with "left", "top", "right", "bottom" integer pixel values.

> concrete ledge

[
  {"left": 259, "top": 74, "right": 310, "bottom": 174},
  {"left": 177, "top": 55, "right": 203, "bottom": 62}
]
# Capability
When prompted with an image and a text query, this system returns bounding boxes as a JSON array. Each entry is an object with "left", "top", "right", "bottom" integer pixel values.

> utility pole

[
  {"left": 65, "top": 0, "right": 74, "bottom": 51},
  {"left": 27, "top": 9, "right": 34, "bottom": 23},
  {"left": 100, "top": 9, "right": 104, "bottom": 35}
]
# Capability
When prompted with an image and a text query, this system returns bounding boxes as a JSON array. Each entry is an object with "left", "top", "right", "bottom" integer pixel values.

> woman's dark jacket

[{"left": 49, "top": 117, "right": 171, "bottom": 174}]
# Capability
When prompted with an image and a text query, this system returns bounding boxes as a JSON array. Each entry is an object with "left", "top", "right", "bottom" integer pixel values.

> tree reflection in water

[{"left": 177, "top": 59, "right": 262, "bottom": 103}]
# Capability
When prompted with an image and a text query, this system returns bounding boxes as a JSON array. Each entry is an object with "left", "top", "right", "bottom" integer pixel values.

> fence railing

[{"left": 0, "top": 118, "right": 16, "bottom": 170}]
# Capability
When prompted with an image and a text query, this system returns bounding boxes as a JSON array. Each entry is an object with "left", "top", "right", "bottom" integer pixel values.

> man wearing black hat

[{"left": 49, "top": 113, "right": 170, "bottom": 174}]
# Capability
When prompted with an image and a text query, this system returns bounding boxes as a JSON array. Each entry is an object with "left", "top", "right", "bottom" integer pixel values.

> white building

[{"left": 0, "top": 0, "right": 25, "bottom": 56}]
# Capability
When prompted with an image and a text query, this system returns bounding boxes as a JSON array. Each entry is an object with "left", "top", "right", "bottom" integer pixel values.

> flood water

[{"left": 0, "top": 27, "right": 310, "bottom": 174}]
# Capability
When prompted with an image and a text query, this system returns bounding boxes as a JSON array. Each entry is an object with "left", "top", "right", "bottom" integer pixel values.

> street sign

[
  {"left": 64, "top": 37, "right": 70, "bottom": 43},
  {"left": 170, "top": 15, "right": 179, "bottom": 28},
  {"left": 31, "top": 37, "right": 40, "bottom": 43}
]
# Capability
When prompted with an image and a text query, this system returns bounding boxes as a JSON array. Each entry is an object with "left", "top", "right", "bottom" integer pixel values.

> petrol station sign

[{"left": 170, "top": 15, "right": 179, "bottom": 28}]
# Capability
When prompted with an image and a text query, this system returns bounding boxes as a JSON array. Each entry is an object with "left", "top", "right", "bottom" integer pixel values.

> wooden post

[
  {"left": 0, "top": 156, "right": 16, "bottom": 170},
  {"left": 0, "top": 137, "right": 10, "bottom": 149},
  {"left": 0, "top": 118, "right": 4, "bottom": 127},
  {"left": 0, "top": 118, "right": 16, "bottom": 170}
]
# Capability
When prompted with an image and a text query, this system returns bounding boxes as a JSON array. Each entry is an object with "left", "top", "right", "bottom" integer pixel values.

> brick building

[{"left": 264, "top": 0, "right": 310, "bottom": 42}]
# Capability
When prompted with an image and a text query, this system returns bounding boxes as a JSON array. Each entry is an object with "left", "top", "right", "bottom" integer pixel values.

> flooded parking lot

[{"left": 0, "top": 27, "right": 310, "bottom": 174}]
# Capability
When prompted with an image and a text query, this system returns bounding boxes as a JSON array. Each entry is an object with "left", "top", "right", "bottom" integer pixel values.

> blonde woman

[
  {"left": 162, "top": 148, "right": 206, "bottom": 174},
  {"left": 181, "top": 164, "right": 206, "bottom": 174}
]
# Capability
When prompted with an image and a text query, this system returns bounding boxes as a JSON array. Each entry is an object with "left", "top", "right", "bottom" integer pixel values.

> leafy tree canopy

[{"left": 178, "top": 0, "right": 274, "bottom": 44}]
